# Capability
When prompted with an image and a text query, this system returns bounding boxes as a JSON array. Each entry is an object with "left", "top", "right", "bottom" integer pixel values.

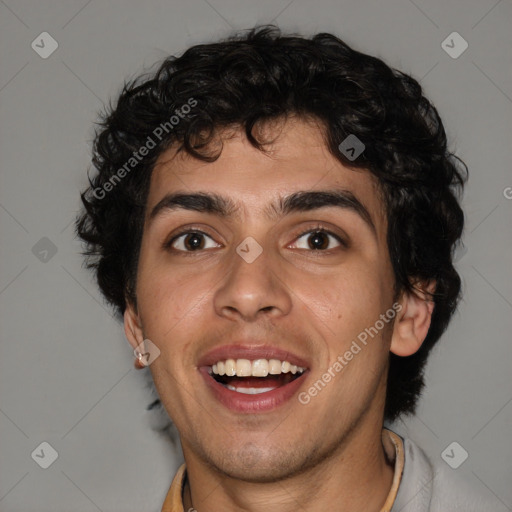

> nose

[{"left": 213, "top": 243, "right": 292, "bottom": 322}]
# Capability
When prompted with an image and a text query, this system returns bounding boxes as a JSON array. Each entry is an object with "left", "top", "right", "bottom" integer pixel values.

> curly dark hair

[{"left": 75, "top": 25, "right": 467, "bottom": 422}]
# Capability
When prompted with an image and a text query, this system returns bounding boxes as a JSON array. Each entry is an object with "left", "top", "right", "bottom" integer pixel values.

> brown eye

[
  {"left": 291, "top": 228, "right": 345, "bottom": 251},
  {"left": 167, "top": 231, "right": 219, "bottom": 252}
]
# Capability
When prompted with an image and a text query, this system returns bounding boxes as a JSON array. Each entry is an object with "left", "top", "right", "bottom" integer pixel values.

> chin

[{"left": 204, "top": 441, "right": 316, "bottom": 483}]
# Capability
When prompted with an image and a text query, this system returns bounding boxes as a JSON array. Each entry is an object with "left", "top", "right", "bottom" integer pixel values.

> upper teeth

[{"left": 210, "top": 359, "right": 306, "bottom": 377}]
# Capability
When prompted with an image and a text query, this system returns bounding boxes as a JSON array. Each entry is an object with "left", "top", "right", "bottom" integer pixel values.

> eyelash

[{"left": 164, "top": 224, "right": 347, "bottom": 254}]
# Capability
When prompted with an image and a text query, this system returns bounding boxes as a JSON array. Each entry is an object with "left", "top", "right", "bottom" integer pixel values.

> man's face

[{"left": 126, "top": 117, "right": 397, "bottom": 481}]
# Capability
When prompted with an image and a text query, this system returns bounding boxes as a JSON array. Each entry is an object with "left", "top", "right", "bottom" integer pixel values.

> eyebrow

[{"left": 148, "top": 189, "right": 377, "bottom": 235}]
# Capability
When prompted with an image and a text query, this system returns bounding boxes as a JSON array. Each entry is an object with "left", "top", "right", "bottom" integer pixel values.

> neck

[{"left": 182, "top": 419, "right": 395, "bottom": 512}]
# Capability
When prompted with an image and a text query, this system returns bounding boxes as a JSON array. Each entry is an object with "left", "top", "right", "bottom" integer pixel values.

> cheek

[
  {"left": 303, "top": 264, "right": 391, "bottom": 369},
  {"left": 137, "top": 270, "right": 204, "bottom": 391},
  {"left": 137, "top": 254, "right": 211, "bottom": 327},
  {"left": 308, "top": 263, "right": 383, "bottom": 324}
]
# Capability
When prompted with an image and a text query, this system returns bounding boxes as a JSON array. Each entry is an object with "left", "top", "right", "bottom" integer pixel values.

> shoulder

[{"left": 391, "top": 433, "right": 504, "bottom": 512}]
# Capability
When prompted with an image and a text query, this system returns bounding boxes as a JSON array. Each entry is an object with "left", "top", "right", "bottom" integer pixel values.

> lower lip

[{"left": 199, "top": 367, "right": 308, "bottom": 413}]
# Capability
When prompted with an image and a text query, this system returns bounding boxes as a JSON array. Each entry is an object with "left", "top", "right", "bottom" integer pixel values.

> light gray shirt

[{"left": 391, "top": 433, "right": 504, "bottom": 511}]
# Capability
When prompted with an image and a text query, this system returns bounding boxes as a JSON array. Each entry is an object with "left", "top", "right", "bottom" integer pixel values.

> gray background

[{"left": 1, "top": 0, "right": 511, "bottom": 511}]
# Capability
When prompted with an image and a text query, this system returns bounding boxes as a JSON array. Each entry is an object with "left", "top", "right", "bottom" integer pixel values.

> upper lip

[{"left": 197, "top": 343, "right": 310, "bottom": 369}]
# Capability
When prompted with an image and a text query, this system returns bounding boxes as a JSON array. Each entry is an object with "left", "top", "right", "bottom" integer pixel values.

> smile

[
  {"left": 198, "top": 347, "right": 310, "bottom": 413},
  {"left": 209, "top": 358, "right": 306, "bottom": 395}
]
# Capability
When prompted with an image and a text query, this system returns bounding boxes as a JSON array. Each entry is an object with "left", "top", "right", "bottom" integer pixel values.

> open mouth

[
  {"left": 198, "top": 348, "right": 310, "bottom": 412},
  {"left": 208, "top": 358, "right": 306, "bottom": 395}
]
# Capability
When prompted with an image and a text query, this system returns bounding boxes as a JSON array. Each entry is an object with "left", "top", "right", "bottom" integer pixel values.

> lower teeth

[{"left": 226, "top": 385, "right": 276, "bottom": 394}]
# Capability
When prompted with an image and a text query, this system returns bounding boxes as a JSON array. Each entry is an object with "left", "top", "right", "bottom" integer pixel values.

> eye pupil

[
  {"left": 309, "top": 231, "right": 329, "bottom": 250},
  {"left": 185, "top": 233, "right": 204, "bottom": 250}
]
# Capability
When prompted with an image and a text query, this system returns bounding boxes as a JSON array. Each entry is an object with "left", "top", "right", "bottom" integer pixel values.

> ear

[
  {"left": 124, "top": 300, "right": 144, "bottom": 351},
  {"left": 390, "top": 279, "right": 436, "bottom": 357}
]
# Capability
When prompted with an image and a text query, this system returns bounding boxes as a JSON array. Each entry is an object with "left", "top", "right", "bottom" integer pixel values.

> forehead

[{"left": 146, "top": 117, "right": 386, "bottom": 231}]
